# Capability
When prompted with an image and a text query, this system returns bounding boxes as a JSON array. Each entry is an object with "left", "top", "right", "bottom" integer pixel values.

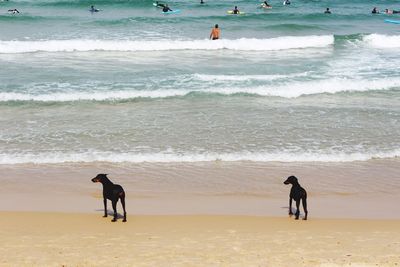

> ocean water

[{"left": 0, "top": 0, "right": 399, "bottom": 164}]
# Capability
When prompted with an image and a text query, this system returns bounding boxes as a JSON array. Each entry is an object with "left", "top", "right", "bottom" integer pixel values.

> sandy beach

[
  {"left": 0, "top": 160, "right": 399, "bottom": 266},
  {"left": 1, "top": 160, "right": 400, "bottom": 218},
  {"left": 0, "top": 212, "right": 399, "bottom": 267}
]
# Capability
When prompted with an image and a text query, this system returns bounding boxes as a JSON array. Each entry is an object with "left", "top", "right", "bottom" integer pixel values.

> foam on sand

[{"left": 0, "top": 149, "right": 399, "bottom": 164}]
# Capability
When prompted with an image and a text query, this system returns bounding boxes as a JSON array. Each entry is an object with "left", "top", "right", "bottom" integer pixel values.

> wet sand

[{"left": 0, "top": 159, "right": 399, "bottom": 218}]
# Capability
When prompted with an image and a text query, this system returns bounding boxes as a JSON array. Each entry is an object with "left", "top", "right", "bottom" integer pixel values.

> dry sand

[{"left": 0, "top": 212, "right": 399, "bottom": 267}]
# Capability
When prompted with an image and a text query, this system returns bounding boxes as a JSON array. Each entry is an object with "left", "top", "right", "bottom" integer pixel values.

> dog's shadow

[{"left": 95, "top": 209, "right": 125, "bottom": 219}]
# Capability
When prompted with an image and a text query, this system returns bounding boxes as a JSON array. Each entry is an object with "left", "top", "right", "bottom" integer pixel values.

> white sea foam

[
  {"left": 0, "top": 35, "right": 334, "bottom": 53},
  {"left": 1, "top": 77, "right": 399, "bottom": 102},
  {"left": 193, "top": 73, "right": 309, "bottom": 82},
  {"left": 363, "top": 34, "right": 400, "bottom": 48},
  {"left": 0, "top": 150, "right": 398, "bottom": 164}
]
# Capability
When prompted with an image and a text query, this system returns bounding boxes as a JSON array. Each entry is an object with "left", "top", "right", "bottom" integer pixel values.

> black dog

[
  {"left": 91, "top": 174, "right": 127, "bottom": 222},
  {"left": 283, "top": 175, "right": 308, "bottom": 220}
]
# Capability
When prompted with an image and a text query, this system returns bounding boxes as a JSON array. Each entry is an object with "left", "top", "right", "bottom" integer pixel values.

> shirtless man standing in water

[{"left": 209, "top": 24, "right": 220, "bottom": 40}]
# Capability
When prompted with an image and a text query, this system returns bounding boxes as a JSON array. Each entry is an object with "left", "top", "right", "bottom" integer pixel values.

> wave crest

[
  {"left": 0, "top": 35, "right": 334, "bottom": 53},
  {"left": 364, "top": 34, "right": 400, "bottom": 48},
  {"left": 1, "top": 77, "right": 399, "bottom": 102}
]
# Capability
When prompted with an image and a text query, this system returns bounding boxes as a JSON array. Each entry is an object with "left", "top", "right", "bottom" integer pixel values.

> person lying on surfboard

[
  {"left": 283, "top": 0, "right": 290, "bottom": 5},
  {"left": 90, "top": 5, "right": 100, "bottom": 12},
  {"left": 8, "top": 8, "right": 20, "bottom": 14},
  {"left": 372, "top": 7, "right": 379, "bottom": 14},
  {"left": 262, "top": 1, "right": 271, "bottom": 7},
  {"left": 385, "top": 9, "right": 400, "bottom": 14},
  {"left": 162, "top": 4, "right": 173, "bottom": 12}
]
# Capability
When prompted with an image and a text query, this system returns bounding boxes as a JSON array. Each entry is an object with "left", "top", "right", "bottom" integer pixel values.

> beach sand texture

[{"left": 0, "top": 212, "right": 399, "bottom": 267}]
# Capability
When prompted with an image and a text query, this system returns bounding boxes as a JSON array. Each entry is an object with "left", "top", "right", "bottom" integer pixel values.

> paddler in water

[
  {"left": 371, "top": 7, "right": 379, "bottom": 14},
  {"left": 232, "top": 6, "right": 240, "bottom": 14},
  {"left": 8, "top": 8, "right": 20, "bottom": 14},
  {"left": 385, "top": 9, "right": 400, "bottom": 14},
  {"left": 162, "top": 4, "right": 173, "bottom": 12},
  {"left": 262, "top": 1, "right": 271, "bottom": 8},
  {"left": 90, "top": 5, "right": 99, "bottom": 12},
  {"left": 324, "top": 7, "right": 331, "bottom": 14},
  {"left": 209, "top": 24, "right": 220, "bottom": 40}
]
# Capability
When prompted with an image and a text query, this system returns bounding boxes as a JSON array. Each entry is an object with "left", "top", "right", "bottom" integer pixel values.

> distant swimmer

[
  {"left": 209, "top": 24, "right": 220, "bottom": 40},
  {"left": 385, "top": 9, "right": 400, "bottom": 14},
  {"left": 7, "top": 8, "right": 19, "bottom": 14},
  {"left": 200, "top": 0, "right": 204, "bottom": 4},
  {"left": 371, "top": 7, "right": 379, "bottom": 14},
  {"left": 162, "top": 4, "right": 172, "bottom": 12},
  {"left": 283, "top": 0, "right": 291, "bottom": 5},
  {"left": 90, "top": 5, "right": 100, "bottom": 12},
  {"left": 324, "top": 8, "right": 331, "bottom": 14},
  {"left": 232, "top": 6, "right": 240, "bottom": 14},
  {"left": 155, "top": 1, "right": 166, "bottom": 8}
]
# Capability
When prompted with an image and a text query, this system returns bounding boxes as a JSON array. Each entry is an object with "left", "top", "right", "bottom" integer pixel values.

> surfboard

[
  {"left": 227, "top": 10, "right": 246, "bottom": 15},
  {"left": 162, "top": 9, "right": 181, "bottom": 14},
  {"left": 384, "top": 19, "right": 400, "bottom": 24}
]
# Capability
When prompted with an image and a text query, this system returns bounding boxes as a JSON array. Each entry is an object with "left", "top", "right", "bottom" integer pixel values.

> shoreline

[{"left": 1, "top": 211, "right": 399, "bottom": 266}]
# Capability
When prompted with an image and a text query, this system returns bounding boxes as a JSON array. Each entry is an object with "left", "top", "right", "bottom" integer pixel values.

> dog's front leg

[
  {"left": 289, "top": 197, "right": 293, "bottom": 216},
  {"left": 103, "top": 198, "right": 108, "bottom": 217}
]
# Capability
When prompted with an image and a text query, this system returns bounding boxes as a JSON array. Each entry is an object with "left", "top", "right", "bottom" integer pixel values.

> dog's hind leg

[
  {"left": 302, "top": 197, "right": 308, "bottom": 220},
  {"left": 111, "top": 200, "right": 117, "bottom": 222},
  {"left": 295, "top": 200, "right": 300, "bottom": 220},
  {"left": 120, "top": 193, "right": 127, "bottom": 222},
  {"left": 103, "top": 198, "right": 108, "bottom": 217},
  {"left": 289, "top": 197, "right": 293, "bottom": 216}
]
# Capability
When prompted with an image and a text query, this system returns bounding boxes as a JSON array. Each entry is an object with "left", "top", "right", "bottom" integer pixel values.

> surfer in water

[
  {"left": 200, "top": 0, "right": 204, "bottom": 4},
  {"left": 232, "top": 6, "right": 240, "bottom": 14},
  {"left": 209, "top": 24, "right": 220, "bottom": 40},
  {"left": 385, "top": 9, "right": 400, "bottom": 14},
  {"left": 324, "top": 7, "right": 331, "bottom": 14},
  {"left": 162, "top": 4, "right": 172, "bottom": 12},
  {"left": 371, "top": 7, "right": 379, "bottom": 14},
  {"left": 262, "top": 1, "right": 271, "bottom": 7},
  {"left": 8, "top": 8, "right": 20, "bottom": 14},
  {"left": 283, "top": 0, "right": 290, "bottom": 5},
  {"left": 90, "top": 5, "right": 100, "bottom": 12}
]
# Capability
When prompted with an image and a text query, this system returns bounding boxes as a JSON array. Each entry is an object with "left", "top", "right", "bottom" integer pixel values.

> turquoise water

[{"left": 0, "top": 0, "right": 399, "bottom": 163}]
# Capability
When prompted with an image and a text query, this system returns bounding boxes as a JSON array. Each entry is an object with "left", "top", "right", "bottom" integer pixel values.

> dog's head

[
  {"left": 92, "top": 173, "right": 108, "bottom": 183},
  {"left": 284, "top": 175, "right": 298, "bottom": 185}
]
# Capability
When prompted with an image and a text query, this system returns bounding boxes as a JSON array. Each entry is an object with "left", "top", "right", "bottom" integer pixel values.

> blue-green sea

[{"left": 0, "top": 0, "right": 399, "bottom": 164}]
